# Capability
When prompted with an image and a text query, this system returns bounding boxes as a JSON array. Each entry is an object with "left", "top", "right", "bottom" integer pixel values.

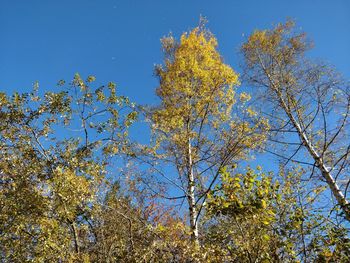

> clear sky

[{"left": 1, "top": 0, "right": 349, "bottom": 105}]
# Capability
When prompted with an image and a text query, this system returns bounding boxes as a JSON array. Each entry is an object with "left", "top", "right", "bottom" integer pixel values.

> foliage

[
  {"left": 0, "top": 74, "right": 137, "bottom": 261},
  {"left": 205, "top": 166, "right": 350, "bottom": 262},
  {"left": 0, "top": 20, "right": 349, "bottom": 263}
]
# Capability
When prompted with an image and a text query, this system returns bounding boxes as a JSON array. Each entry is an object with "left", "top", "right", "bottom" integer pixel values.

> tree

[
  {"left": 139, "top": 22, "right": 268, "bottom": 244},
  {"left": 0, "top": 74, "right": 137, "bottom": 261},
  {"left": 241, "top": 21, "right": 350, "bottom": 221}
]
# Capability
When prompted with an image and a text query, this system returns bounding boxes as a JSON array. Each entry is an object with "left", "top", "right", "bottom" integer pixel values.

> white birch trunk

[{"left": 187, "top": 137, "right": 199, "bottom": 243}]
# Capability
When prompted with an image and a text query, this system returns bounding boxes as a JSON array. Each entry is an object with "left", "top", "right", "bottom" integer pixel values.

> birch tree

[
  {"left": 145, "top": 24, "right": 268, "bottom": 243},
  {"left": 241, "top": 21, "right": 350, "bottom": 221}
]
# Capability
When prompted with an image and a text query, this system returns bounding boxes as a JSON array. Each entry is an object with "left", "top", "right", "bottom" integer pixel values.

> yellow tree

[{"left": 145, "top": 23, "right": 268, "bottom": 243}]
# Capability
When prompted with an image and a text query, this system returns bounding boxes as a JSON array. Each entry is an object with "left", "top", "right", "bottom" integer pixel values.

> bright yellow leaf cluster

[{"left": 154, "top": 26, "right": 240, "bottom": 133}]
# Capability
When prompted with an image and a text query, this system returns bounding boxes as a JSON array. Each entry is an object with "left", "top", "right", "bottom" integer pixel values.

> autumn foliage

[{"left": 1, "top": 21, "right": 349, "bottom": 262}]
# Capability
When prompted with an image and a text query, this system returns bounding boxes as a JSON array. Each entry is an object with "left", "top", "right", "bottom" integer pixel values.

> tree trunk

[
  {"left": 187, "top": 137, "right": 199, "bottom": 243},
  {"left": 276, "top": 88, "right": 350, "bottom": 221},
  {"left": 70, "top": 220, "right": 80, "bottom": 254}
]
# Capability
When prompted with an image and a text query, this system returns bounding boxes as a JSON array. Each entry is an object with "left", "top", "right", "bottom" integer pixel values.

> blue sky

[{"left": 1, "top": 0, "right": 349, "bottom": 105}]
